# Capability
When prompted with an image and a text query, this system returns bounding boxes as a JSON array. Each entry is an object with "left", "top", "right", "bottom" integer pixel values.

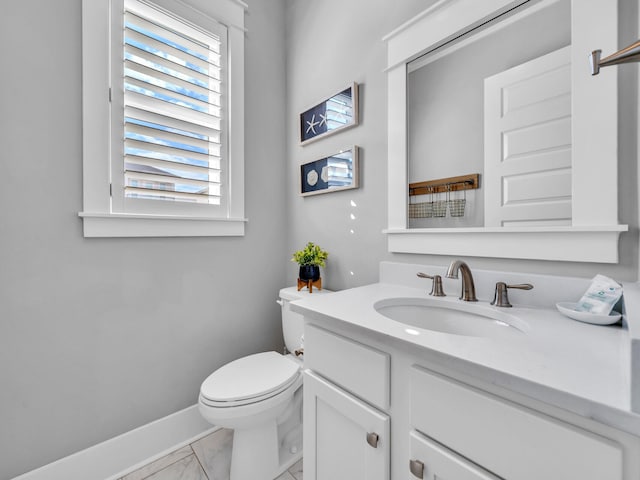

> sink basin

[{"left": 374, "top": 297, "right": 528, "bottom": 338}]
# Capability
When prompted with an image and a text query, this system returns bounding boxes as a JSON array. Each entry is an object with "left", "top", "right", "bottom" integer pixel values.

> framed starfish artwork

[
  {"left": 299, "top": 146, "right": 359, "bottom": 196},
  {"left": 299, "top": 83, "right": 359, "bottom": 145}
]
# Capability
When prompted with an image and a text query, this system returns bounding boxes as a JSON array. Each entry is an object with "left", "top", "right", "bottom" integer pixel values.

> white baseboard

[{"left": 13, "top": 405, "right": 217, "bottom": 480}]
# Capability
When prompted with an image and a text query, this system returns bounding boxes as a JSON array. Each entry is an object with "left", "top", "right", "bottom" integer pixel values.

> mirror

[
  {"left": 383, "top": 0, "right": 626, "bottom": 262},
  {"left": 407, "top": 0, "right": 570, "bottom": 228}
]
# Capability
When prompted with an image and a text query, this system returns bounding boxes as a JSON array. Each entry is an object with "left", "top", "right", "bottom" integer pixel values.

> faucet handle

[
  {"left": 491, "top": 282, "right": 533, "bottom": 307},
  {"left": 417, "top": 272, "right": 446, "bottom": 297}
]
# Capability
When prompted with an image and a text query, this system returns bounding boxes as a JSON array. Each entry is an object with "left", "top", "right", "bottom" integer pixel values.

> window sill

[{"left": 79, "top": 212, "right": 246, "bottom": 237}]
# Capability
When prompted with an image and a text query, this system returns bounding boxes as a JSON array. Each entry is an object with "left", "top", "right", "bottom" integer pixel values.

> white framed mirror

[{"left": 383, "top": 0, "right": 627, "bottom": 263}]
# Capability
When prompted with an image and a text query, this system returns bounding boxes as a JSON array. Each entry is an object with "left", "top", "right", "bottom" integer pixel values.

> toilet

[{"left": 198, "top": 286, "right": 331, "bottom": 480}]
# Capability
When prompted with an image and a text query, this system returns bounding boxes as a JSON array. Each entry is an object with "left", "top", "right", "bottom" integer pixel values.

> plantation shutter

[{"left": 121, "top": 0, "right": 226, "bottom": 208}]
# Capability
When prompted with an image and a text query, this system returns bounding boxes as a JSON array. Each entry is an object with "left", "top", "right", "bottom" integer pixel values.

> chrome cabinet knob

[
  {"left": 366, "top": 432, "right": 379, "bottom": 448},
  {"left": 409, "top": 459, "right": 425, "bottom": 478}
]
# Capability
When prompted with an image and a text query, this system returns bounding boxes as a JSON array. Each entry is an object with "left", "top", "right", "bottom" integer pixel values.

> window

[
  {"left": 80, "top": 0, "right": 246, "bottom": 237},
  {"left": 120, "top": 1, "right": 225, "bottom": 210}
]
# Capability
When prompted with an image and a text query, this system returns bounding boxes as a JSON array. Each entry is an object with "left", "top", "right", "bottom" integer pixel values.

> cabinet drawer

[
  {"left": 411, "top": 366, "right": 623, "bottom": 480},
  {"left": 409, "top": 430, "right": 499, "bottom": 480},
  {"left": 305, "top": 324, "right": 390, "bottom": 410}
]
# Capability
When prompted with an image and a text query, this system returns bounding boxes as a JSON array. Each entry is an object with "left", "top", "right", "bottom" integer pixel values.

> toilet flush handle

[
  {"left": 295, "top": 334, "right": 304, "bottom": 357},
  {"left": 276, "top": 299, "right": 284, "bottom": 306}
]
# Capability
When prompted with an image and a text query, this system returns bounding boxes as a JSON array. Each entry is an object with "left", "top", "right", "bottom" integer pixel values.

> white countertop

[{"left": 292, "top": 276, "right": 640, "bottom": 437}]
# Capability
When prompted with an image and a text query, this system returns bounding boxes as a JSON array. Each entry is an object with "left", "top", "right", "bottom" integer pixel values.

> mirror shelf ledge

[
  {"left": 384, "top": 225, "right": 628, "bottom": 234},
  {"left": 384, "top": 226, "right": 628, "bottom": 264}
]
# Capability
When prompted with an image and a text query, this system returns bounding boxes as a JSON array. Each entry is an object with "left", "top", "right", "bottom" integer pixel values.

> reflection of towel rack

[{"left": 409, "top": 173, "right": 480, "bottom": 196}]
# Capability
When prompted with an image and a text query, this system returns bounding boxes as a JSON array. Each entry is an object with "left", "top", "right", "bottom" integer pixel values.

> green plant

[{"left": 291, "top": 242, "right": 329, "bottom": 267}]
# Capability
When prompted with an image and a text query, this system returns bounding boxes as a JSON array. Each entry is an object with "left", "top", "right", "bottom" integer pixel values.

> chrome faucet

[{"left": 446, "top": 260, "right": 477, "bottom": 302}]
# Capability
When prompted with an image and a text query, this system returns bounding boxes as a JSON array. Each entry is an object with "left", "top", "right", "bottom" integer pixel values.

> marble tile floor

[{"left": 117, "top": 427, "right": 303, "bottom": 480}]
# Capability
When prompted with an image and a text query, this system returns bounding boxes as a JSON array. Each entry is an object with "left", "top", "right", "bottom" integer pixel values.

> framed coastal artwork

[
  {"left": 299, "top": 146, "right": 359, "bottom": 196},
  {"left": 299, "top": 83, "right": 359, "bottom": 145}
]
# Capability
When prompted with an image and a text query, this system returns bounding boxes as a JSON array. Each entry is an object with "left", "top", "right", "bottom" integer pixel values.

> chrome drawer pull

[
  {"left": 409, "top": 459, "right": 425, "bottom": 478},
  {"left": 366, "top": 432, "right": 379, "bottom": 448}
]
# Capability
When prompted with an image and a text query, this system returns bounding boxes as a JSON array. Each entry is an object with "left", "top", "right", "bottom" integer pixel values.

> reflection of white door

[{"left": 484, "top": 46, "right": 571, "bottom": 227}]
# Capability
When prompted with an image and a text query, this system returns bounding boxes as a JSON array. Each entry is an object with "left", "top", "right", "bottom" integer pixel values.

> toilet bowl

[{"left": 198, "top": 286, "right": 332, "bottom": 480}]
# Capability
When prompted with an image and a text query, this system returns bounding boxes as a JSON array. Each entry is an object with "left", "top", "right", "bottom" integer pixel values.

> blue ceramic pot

[{"left": 299, "top": 265, "right": 320, "bottom": 281}]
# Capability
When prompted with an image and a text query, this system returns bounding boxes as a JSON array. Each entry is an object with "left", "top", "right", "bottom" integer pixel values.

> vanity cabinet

[{"left": 303, "top": 320, "right": 639, "bottom": 480}]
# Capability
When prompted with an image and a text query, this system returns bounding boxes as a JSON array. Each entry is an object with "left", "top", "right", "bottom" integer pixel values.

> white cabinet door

[
  {"left": 304, "top": 370, "right": 390, "bottom": 480},
  {"left": 409, "top": 431, "right": 500, "bottom": 480}
]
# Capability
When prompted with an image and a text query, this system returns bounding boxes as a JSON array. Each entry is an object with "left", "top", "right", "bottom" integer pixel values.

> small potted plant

[{"left": 292, "top": 242, "right": 328, "bottom": 282}]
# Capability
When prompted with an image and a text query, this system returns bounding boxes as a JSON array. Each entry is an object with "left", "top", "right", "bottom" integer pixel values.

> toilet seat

[{"left": 200, "top": 351, "right": 301, "bottom": 408}]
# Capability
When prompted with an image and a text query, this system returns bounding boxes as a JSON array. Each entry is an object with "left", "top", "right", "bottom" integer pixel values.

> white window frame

[{"left": 80, "top": 0, "right": 247, "bottom": 237}]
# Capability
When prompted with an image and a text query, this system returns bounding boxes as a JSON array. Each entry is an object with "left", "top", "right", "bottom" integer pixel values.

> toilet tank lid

[{"left": 279, "top": 286, "right": 333, "bottom": 301}]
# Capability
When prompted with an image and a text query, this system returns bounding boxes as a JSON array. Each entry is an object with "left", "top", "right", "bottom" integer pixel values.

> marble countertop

[{"left": 292, "top": 276, "right": 640, "bottom": 437}]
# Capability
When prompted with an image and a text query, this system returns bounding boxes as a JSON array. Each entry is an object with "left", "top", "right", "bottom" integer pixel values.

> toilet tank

[{"left": 278, "top": 286, "right": 332, "bottom": 354}]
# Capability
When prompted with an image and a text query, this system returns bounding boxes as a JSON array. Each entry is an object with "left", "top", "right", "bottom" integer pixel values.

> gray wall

[
  {"left": 285, "top": 0, "right": 640, "bottom": 289},
  {"left": 0, "top": 0, "right": 288, "bottom": 478},
  {"left": 284, "top": 0, "right": 431, "bottom": 290}
]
